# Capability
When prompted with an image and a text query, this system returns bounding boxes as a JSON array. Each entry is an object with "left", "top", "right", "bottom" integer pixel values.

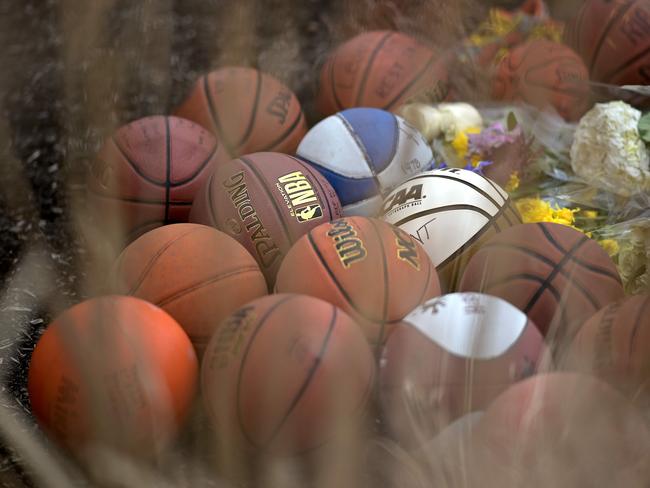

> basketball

[
  {"left": 381, "top": 168, "right": 521, "bottom": 291},
  {"left": 175, "top": 66, "right": 307, "bottom": 158},
  {"left": 27, "top": 296, "right": 198, "bottom": 457},
  {"left": 189, "top": 152, "right": 342, "bottom": 285},
  {"left": 87, "top": 115, "right": 225, "bottom": 243},
  {"left": 468, "top": 373, "right": 650, "bottom": 487},
  {"left": 274, "top": 216, "right": 441, "bottom": 346},
  {"left": 380, "top": 293, "right": 545, "bottom": 447},
  {"left": 459, "top": 222, "right": 625, "bottom": 343},
  {"left": 316, "top": 30, "right": 449, "bottom": 117},
  {"left": 561, "top": 294, "right": 650, "bottom": 405},
  {"left": 491, "top": 39, "right": 591, "bottom": 121},
  {"left": 201, "top": 294, "right": 375, "bottom": 456},
  {"left": 112, "top": 223, "right": 267, "bottom": 352},
  {"left": 568, "top": 0, "right": 650, "bottom": 85},
  {"left": 297, "top": 107, "right": 433, "bottom": 216}
]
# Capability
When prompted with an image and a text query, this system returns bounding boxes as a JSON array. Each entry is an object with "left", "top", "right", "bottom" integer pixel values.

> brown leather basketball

[
  {"left": 112, "top": 223, "right": 267, "bottom": 352},
  {"left": 201, "top": 294, "right": 375, "bottom": 456},
  {"left": 189, "top": 152, "right": 342, "bottom": 286},
  {"left": 561, "top": 294, "right": 650, "bottom": 405},
  {"left": 275, "top": 216, "right": 441, "bottom": 346},
  {"left": 317, "top": 30, "right": 448, "bottom": 117},
  {"left": 459, "top": 222, "right": 625, "bottom": 345},
  {"left": 87, "top": 116, "right": 226, "bottom": 243},
  {"left": 175, "top": 67, "right": 307, "bottom": 158}
]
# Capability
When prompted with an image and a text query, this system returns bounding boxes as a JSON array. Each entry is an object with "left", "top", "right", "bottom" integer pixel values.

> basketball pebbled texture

[
  {"left": 112, "top": 223, "right": 267, "bottom": 352},
  {"left": 297, "top": 108, "right": 434, "bottom": 216},
  {"left": 175, "top": 66, "right": 307, "bottom": 158},
  {"left": 201, "top": 294, "right": 376, "bottom": 455},
  {"left": 274, "top": 216, "right": 441, "bottom": 346},
  {"left": 567, "top": 0, "right": 650, "bottom": 85},
  {"left": 491, "top": 39, "right": 590, "bottom": 121},
  {"left": 459, "top": 222, "right": 625, "bottom": 343},
  {"left": 382, "top": 168, "right": 521, "bottom": 292},
  {"left": 317, "top": 30, "right": 448, "bottom": 117},
  {"left": 87, "top": 115, "right": 226, "bottom": 243},
  {"left": 561, "top": 294, "right": 650, "bottom": 405},
  {"left": 190, "top": 152, "right": 343, "bottom": 286}
]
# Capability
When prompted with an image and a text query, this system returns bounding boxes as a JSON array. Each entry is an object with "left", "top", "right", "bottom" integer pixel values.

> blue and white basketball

[{"left": 296, "top": 108, "right": 433, "bottom": 216}]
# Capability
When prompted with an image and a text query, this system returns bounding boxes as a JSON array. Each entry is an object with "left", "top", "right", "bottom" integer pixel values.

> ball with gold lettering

[{"left": 190, "top": 152, "right": 343, "bottom": 287}]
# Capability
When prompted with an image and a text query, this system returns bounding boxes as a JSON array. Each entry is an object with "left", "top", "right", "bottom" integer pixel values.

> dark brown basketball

[
  {"left": 189, "top": 152, "right": 343, "bottom": 286},
  {"left": 316, "top": 31, "right": 448, "bottom": 117},
  {"left": 275, "top": 217, "right": 441, "bottom": 346},
  {"left": 201, "top": 294, "right": 375, "bottom": 456},
  {"left": 87, "top": 116, "right": 226, "bottom": 244},
  {"left": 561, "top": 294, "right": 650, "bottom": 405},
  {"left": 175, "top": 67, "right": 307, "bottom": 158},
  {"left": 113, "top": 223, "right": 267, "bottom": 352},
  {"left": 568, "top": 0, "right": 650, "bottom": 85},
  {"left": 459, "top": 222, "right": 625, "bottom": 344},
  {"left": 491, "top": 39, "right": 590, "bottom": 121}
]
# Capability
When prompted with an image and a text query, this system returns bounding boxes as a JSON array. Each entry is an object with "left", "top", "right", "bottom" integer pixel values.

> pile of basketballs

[{"left": 26, "top": 8, "right": 650, "bottom": 486}]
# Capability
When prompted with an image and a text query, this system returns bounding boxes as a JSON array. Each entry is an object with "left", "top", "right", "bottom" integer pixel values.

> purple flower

[{"left": 468, "top": 122, "right": 523, "bottom": 155}]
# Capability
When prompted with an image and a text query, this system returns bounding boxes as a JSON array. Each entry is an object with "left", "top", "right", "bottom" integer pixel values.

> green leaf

[
  {"left": 639, "top": 112, "right": 650, "bottom": 144},
  {"left": 506, "top": 111, "right": 518, "bottom": 131}
]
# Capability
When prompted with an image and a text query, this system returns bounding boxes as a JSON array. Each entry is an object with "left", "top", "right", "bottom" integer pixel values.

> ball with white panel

[
  {"left": 381, "top": 168, "right": 521, "bottom": 290},
  {"left": 297, "top": 107, "right": 433, "bottom": 216},
  {"left": 379, "top": 292, "right": 546, "bottom": 447}
]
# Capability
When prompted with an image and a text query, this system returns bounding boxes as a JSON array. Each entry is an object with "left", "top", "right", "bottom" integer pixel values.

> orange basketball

[
  {"left": 561, "top": 294, "right": 650, "bottom": 405},
  {"left": 275, "top": 217, "right": 441, "bottom": 345},
  {"left": 201, "top": 294, "right": 375, "bottom": 456},
  {"left": 27, "top": 296, "right": 198, "bottom": 457},
  {"left": 112, "top": 224, "right": 267, "bottom": 352},
  {"left": 175, "top": 67, "right": 307, "bottom": 158},
  {"left": 567, "top": 0, "right": 650, "bottom": 85},
  {"left": 316, "top": 31, "right": 448, "bottom": 117},
  {"left": 87, "top": 115, "right": 226, "bottom": 244},
  {"left": 491, "top": 39, "right": 591, "bottom": 121}
]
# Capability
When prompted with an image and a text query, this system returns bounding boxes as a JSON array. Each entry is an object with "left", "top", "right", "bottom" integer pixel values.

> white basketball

[
  {"left": 381, "top": 168, "right": 520, "bottom": 289},
  {"left": 297, "top": 107, "right": 433, "bottom": 216},
  {"left": 379, "top": 292, "right": 545, "bottom": 446}
]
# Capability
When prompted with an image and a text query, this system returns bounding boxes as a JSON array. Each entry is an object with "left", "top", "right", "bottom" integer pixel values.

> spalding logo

[
  {"left": 327, "top": 219, "right": 367, "bottom": 268},
  {"left": 276, "top": 171, "right": 324, "bottom": 223},
  {"left": 382, "top": 183, "right": 424, "bottom": 215}
]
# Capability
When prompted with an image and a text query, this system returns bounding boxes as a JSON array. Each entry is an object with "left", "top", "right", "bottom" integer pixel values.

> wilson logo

[
  {"left": 327, "top": 219, "right": 367, "bottom": 268},
  {"left": 276, "top": 171, "right": 323, "bottom": 223},
  {"left": 393, "top": 227, "right": 420, "bottom": 270}
]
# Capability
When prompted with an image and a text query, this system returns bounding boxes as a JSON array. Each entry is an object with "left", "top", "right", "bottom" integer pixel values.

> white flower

[
  {"left": 398, "top": 103, "right": 482, "bottom": 143},
  {"left": 570, "top": 101, "right": 650, "bottom": 197}
]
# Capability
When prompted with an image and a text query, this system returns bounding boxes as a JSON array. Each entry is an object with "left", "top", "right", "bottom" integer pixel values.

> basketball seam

[
  {"left": 260, "top": 110, "right": 304, "bottom": 152},
  {"left": 394, "top": 203, "right": 493, "bottom": 228},
  {"left": 329, "top": 55, "right": 345, "bottom": 112},
  {"left": 111, "top": 136, "right": 166, "bottom": 187},
  {"left": 482, "top": 272, "right": 563, "bottom": 305},
  {"left": 238, "top": 156, "right": 293, "bottom": 244},
  {"left": 234, "top": 69, "right": 263, "bottom": 151},
  {"left": 480, "top": 242, "right": 601, "bottom": 310},
  {"left": 574, "top": 3, "right": 588, "bottom": 55},
  {"left": 478, "top": 172, "right": 509, "bottom": 204},
  {"left": 537, "top": 223, "right": 622, "bottom": 283},
  {"left": 381, "top": 51, "right": 437, "bottom": 110},
  {"left": 522, "top": 233, "right": 589, "bottom": 314},
  {"left": 155, "top": 266, "right": 263, "bottom": 307},
  {"left": 164, "top": 117, "right": 172, "bottom": 224},
  {"left": 386, "top": 113, "right": 400, "bottom": 173},
  {"left": 289, "top": 155, "right": 335, "bottom": 219},
  {"left": 367, "top": 218, "right": 390, "bottom": 346},
  {"left": 306, "top": 231, "right": 374, "bottom": 323},
  {"left": 403, "top": 172, "right": 506, "bottom": 209},
  {"left": 124, "top": 226, "right": 206, "bottom": 296},
  {"left": 355, "top": 31, "right": 394, "bottom": 106},
  {"left": 171, "top": 141, "right": 219, "bottom": 187},
  {"left": 203, "top": 75, "right": 233, "bottom": 155},
  {"left": 602, "top": 44, "right": 650, "bottom": 83},
  {"left": 628, "top": 296, "right": 650, "bottom": 358},
  {"left": 589, "top": 1, "right": 635, "bottom": 74},
  {"left": 260, "top": 305, "right": 338, "bottom": 450},
  {"left": 87, "top": 189, "right": 193, "bottom": 206},
  {"left": 236, "top": 294, "right": 297, "bottom": 449},
  {"left": 336, "top": 113, "right": 383, "bottom": 192}
]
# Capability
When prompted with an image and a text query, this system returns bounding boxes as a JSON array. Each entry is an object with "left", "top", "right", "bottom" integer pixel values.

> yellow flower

[
  {"left": 515, "top": 197, "right": 580, "bottom": 229},
  {"left": 504, "top": 172, "right": 520, "bottom": 193},
  {"left": 580, "top": 210, "right": 599, "bottom": 219},
  {"left": 451, "top": 126, "right": 481, "bottom": 160},
  {"left": 598, "top": 239, "right": 620, "bottom": 257}
]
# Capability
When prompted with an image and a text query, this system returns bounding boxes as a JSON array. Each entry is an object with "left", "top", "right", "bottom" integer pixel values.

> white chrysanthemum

[
  {"left": 398, "top": 102, "right": 482, "bottom": 143},
  {"left": 570, "top": 101, "right": 650, "bottom": 197}
]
